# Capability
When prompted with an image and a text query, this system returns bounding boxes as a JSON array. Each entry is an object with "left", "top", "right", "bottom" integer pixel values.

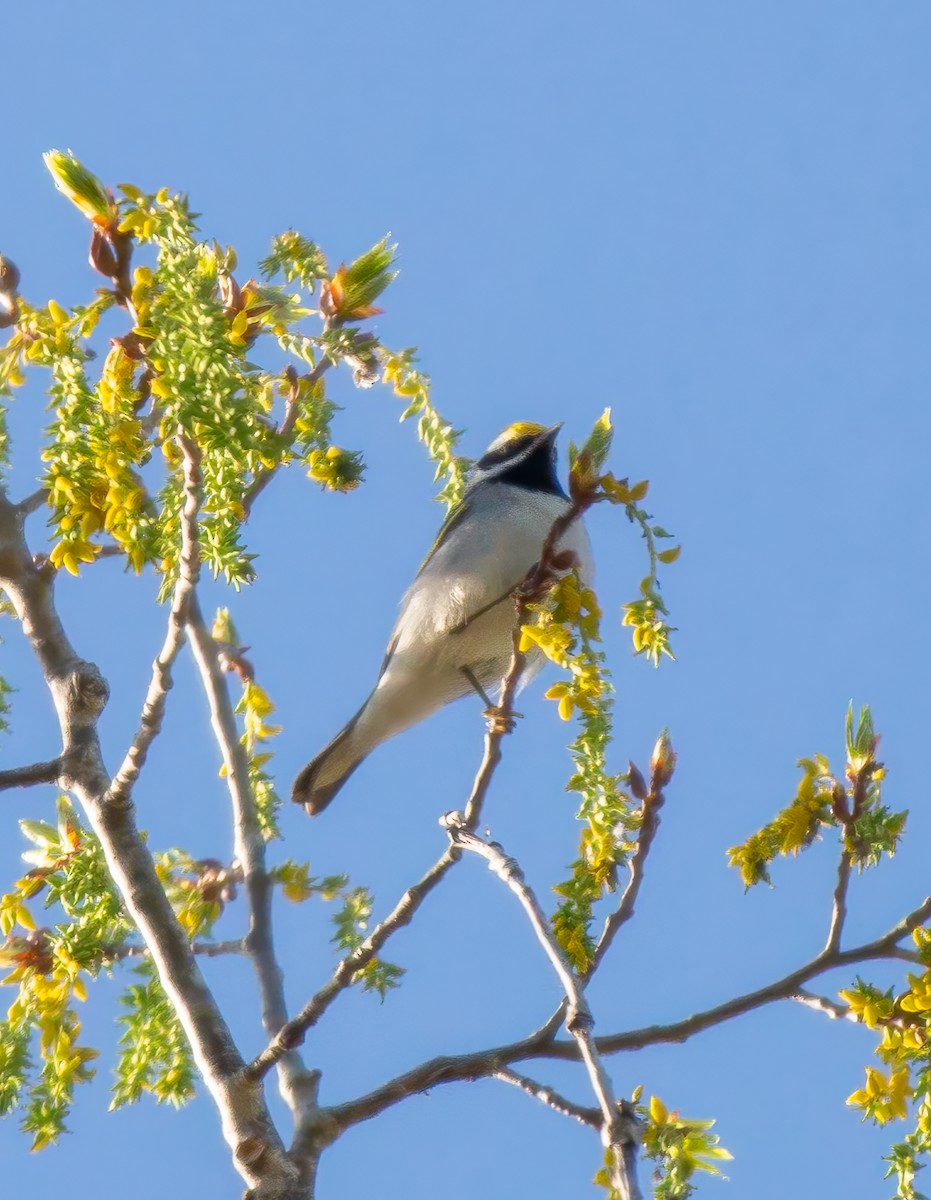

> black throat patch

[{"left": 477, "top": 437, "right": 564, "bottom": 495}]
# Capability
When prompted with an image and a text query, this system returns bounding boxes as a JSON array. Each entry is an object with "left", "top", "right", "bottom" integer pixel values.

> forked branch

[
  {"left": 324, "top": 895, "right": 931, "bottom": 1137},
  {"left": 107, "top": 437, "right": 202, "bottom": 806},
  {"left": 0, "top": 485, "right": 301, "bottom": 1197},
  {"left": 443, "top": 818, "right": 640, "bottom": 1200}
]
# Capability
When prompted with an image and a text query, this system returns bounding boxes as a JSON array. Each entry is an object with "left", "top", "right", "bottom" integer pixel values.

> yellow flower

[
  {"left": 49, "top": 538, "right": 100, "bottom": 576},
  {"left": 899, "top": 973, "right": 931, "bottom": 1014},
  {"left": 847, "top": 1066, "right": 910, "bottom": 1123}
]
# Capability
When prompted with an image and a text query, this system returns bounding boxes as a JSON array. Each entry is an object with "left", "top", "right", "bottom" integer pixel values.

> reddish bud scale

[
  {"left": 0, "top": 255, "right": 21, "bottom": 296},
  {"left": 627, "top": 761, "right": 648, "bottom": 801},
  {"left": 89, "top": 227, "right": 119, "bottom": 279}
]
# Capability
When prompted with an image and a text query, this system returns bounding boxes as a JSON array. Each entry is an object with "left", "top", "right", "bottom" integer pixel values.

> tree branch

[
  {"left": 325, "top": 895, "right": 931, "bottom": 1137},
  {"left": 534, "top": 775, "right": 668, "bottom": 1045},
  {"left": 825, "top": 842, "right": 852, "bottom": 955},
  {"left": 106, "top": 437, "right": 202, "bottom": 806},
  {"left": 444, "top": 818, "right": 640, "bottom": 1200},
  {"left": 16, "top": 486, "right": 48, "bottom": 517},
  {"left": 250, "top": 849, "right": 457, "bottom": 1088},
  {"left": 185, "top": 587, "right": 318, "bottom": 1145},
  {"left": 0, "top": 758, "right": 62, "bottom": 791},
  {"left": 590, "top": 785, "right": 665, "bottom": 979},
  {"left": 0, "top": 486, "right": 300, "bottom": 1198},
  {"left": 588, "top": 894, "right": 931, "bottom": 1055},
  {"left": 494, "top": 1066, "right": 600, "bottom": 1127},
  {"left": 106, "top": 938, "right": 248, "bottom": 961}
]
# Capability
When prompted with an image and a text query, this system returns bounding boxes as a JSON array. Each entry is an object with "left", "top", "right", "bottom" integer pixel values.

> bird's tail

[
  {"left": 293, "top": 671, "right": 456, "bottom": 815},
  {"left": 292, "top": 714, "right": 371, "bottom": 816}
]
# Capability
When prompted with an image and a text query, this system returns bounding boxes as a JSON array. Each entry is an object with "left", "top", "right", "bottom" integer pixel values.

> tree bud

[
  {"left": 627, "top": 760, "right": 648, "bottom": 800},
  {"left": 0, "top": 254, "right": 21, "bottom": 297},
  {"left": 650, "top": 729, "right": 677, "bottom": 789}
]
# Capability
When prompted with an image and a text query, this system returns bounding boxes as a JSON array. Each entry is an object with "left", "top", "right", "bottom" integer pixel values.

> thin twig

[
  {"left": 107, "top": 938, "right": 248, "bottom": 961},
  {"left": 445, "top": 820, "right": 639, "bottom": 1200},
  {"left": 325, "top": 1032, "right": 556, "bottom": 1132},
  {"left": 242, "top": 356, "right": 333, "bottom": 519},
  {"left": 106, "top": 437, "right": 202, "bottom": 806},
  {"left": 589, "top": 787, "right": 665, "bottom": 980},
  {"left": 248, "top": 846, "right": 458, "bottom": 1084},
  {"left": 535, "top": 780, "right": 667, "bottom": 1045},
  {"left": 494, "top": 1066, "right": 600, "bottom": 1128},
  {"left": 0, "top": 758, "right": 62, "bottom": 791},
  {"left": 252, "top": 678, "right": 524, "bottom": 1085},
  {"left": 825, "top": 847, "right": 852, "bottom": 955},
  {"left": 254, "top": 676, "right": 527, "bottom": 1089},
  {"left": 248, "top": 713, "right": 523, "bottom": 1082},
  {"left": 185, "top": 589, "right": 318, "bottom": 1140},
  {"left": 791, "top": 989, "right": 857, "bottom": 1022}
]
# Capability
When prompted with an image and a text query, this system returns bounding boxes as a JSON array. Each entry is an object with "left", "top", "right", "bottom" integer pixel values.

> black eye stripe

[
  {"left": 475, "top": 438, "right": 564, "bottom": 496},
  {"left": 475, "top": 434, "right": 540, "bottom": 471}
]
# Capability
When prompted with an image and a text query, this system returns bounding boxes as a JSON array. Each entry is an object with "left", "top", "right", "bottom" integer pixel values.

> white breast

[{"left": 388, "top": 482, "right": 593, "bottom": 670}]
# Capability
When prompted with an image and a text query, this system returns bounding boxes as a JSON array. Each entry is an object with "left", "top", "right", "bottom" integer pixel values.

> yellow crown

[{"left": 485, "top": 422, "right": 549, "bottom": 454}]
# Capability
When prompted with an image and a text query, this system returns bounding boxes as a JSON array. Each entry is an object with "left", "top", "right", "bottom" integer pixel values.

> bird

[{"left": 292, "top": 421, "right": 593, "bottom": 815}]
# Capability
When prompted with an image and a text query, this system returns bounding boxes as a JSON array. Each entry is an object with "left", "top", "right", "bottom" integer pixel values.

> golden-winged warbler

[{"left": 292, "top": 421, "right": 593, "bottom": 814}]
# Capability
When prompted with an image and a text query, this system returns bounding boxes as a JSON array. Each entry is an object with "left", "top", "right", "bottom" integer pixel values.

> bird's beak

[{"left": 542, "top": 422, "right": 563, "bottom": 445}]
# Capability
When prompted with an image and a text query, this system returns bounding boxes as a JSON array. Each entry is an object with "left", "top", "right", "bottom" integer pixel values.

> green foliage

[
  {"left": 0, "top": 930, "right": 100, "bottom": 1146},
  {"left": 0, "top": 661, "right": 12, "bottom": 735},
  {"left": 637, "top": 1094, "right": 732, "bottom": 1199},
  {"left": 381, "top": 346, "right": 470, "bottom": 509},
  {"left": 518, "top": 410, "right": 680, "bottom": 970},
  {"left": 123, "top": 188, "right": 273, "bottom": 591},
  {"left": 0, "top": 153, "right": 697, "bottom": 1185},
  {"left": 0, "top": 798, "right": 124, "bottom": 1145},
  {"left": 0, "top": 153, "right": 480, "bottom": 609},
  {"left": 330, "top": 886, "right": 406, "bottom": 999},
  {"left": 260, "top": 230, "right": 329, "bottom": 291},
  {"left": 584, "top": 434, "right": 679, "bottom": 668},
  {"left": 213, "top": 607, "right": 284, "bottom": 839},
  {"left": 885, "top": 1129, "right": 931, "bottom": 1200},
  {"left": 325, "top": 237, "right": 398, "bottom": 321},
  {"left": 4, "top": 796, "right": 130, "bottom": 953},
  {"left": 153, "top": 849, "right": 234, "bottom": 940},
  {"left": 526, "top": 572, "right": 637, "bottom": 971},
  {"left": 841, "top": 941, "right": 931, "bottom": 1199},
  {"left": 571, "top": 409, "right": 679, "bottom": 667},
  {"left": 0, "top": 1021, "right": 30, "bottom": 1115},
  {"left": 0, "top": 802, "right": 224, "bottom": 1136},
  {"left": 728, "top": 705, "right": 905, "bottom": 888},
  {"left": 111, "top": 959, "right": 196, "bottom": 1110},
  {"left": 44, "top": 150, "right": 114, "bottom": 224},
  {"left": 266, "top": 862, "right": 404, "bottom": 996},
  {"left": 727, "top": 707, "right": 925, "bottom": 1195},
  {"left": 568, "top": 407, "right": 614, "bottom": 475},
  {"left": 594, "top": 1092, "right": 731, "bottom": 1200}
]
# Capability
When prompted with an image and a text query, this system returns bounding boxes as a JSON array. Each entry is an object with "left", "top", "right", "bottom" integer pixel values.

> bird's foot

[{"left": 483, "top": 705, "right": 522, "bottom": 735}]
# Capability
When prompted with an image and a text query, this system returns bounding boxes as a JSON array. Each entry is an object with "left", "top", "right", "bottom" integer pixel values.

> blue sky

[{"left": 2, "top": 2, "right": 931, "bottom": 1197}]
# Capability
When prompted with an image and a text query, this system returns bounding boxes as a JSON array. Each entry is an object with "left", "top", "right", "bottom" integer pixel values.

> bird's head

[{"left": 471, "top": 422, "right": 565, "bottom": 495}]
